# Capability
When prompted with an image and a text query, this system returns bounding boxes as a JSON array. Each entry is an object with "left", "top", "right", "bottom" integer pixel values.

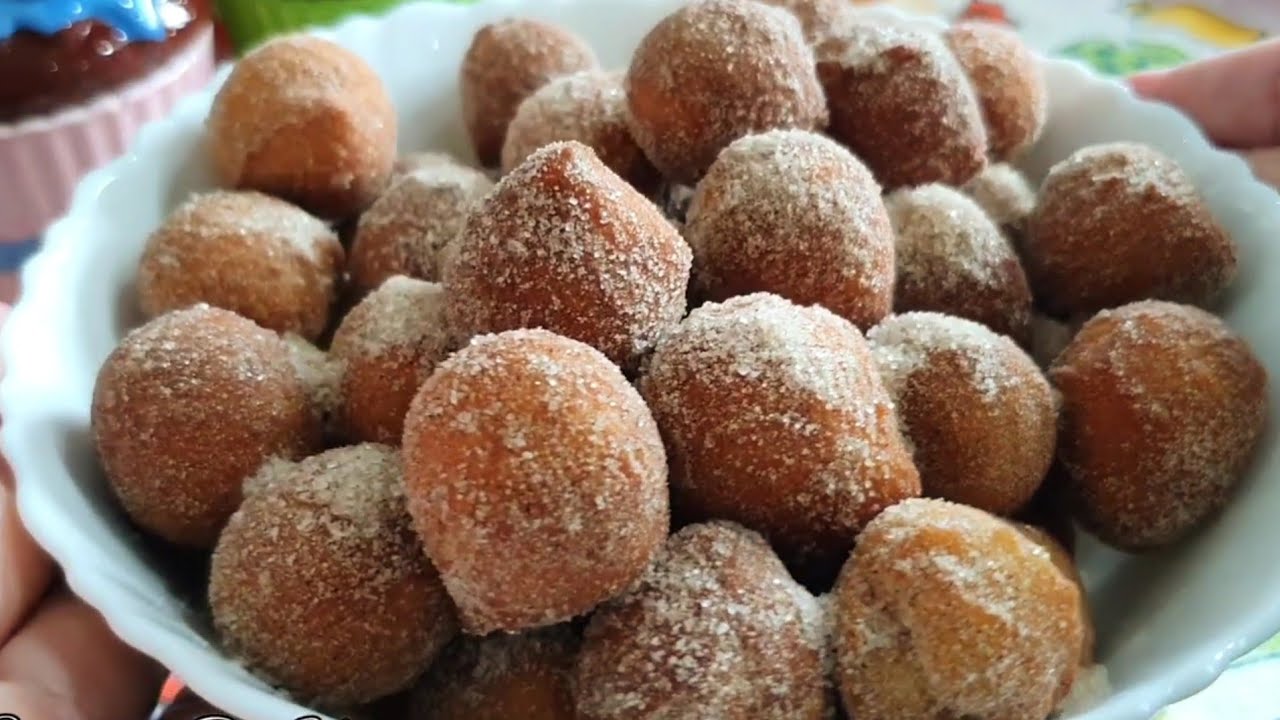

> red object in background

[
  {"left": 960, "top": 0, "right": 1014, "bottom": 25},
  {"left": 161, "top": 676, "right": 184, "bottom": 704}
]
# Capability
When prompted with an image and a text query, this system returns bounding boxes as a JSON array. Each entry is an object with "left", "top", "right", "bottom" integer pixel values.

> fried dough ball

[
  {"left": 685, "top": 129, "right": 894, "bottom": 330},
  {"left": 963, "top": 162, "right": 1037, "bottom": 251},
  {"left": 887, "top": 184, "right": 1033, "bottom": 345},
  {"left": 331, "top": 277, "right": 452, "bottom": 445},
  {"left": 1049, "top": 301, "right": 1267, "bottom": 549},
  {"left": 946, "top": 21, "right": 1047, "bottom": 160},
  {"left": 816, "top": 21, "right": 987, "bottom": 189},
  {"left": 625, "top": 0, "right": 828, "bottom": 184},
  {"left": 348, "top": 161, "right": 493, "bottom": 295},
  {"left": 833, "top": 498, "right": 1083, "bottom": 720},
  {"left": 461, "top": 19, "right": 598, "bottom": 167},
  {"left": 575, "top": 522, "right": 833, "bottom": 720},
  {"left": 639, "top": 293, "right": 920, "bottom": 584},
  {"left": 402, "top": 329, "right": 669, "bottom": 633},
  {"left": 137, "top": 191, "right": 344, "bottom": 341},
  {"left": 208, "top": 36, "right": 397, "bottom": 218},
  {"left": 1015, "top": 523, "right": 1095, "bottom": 669},
  {"left": 444, "top": 141, "right": 691, "bottom": 370},
  {"left": 409, "top": 626, "right": 579, "bottom": 720},
  {"left": 92, "top": 305, "right": 320, "bottom": 548},
  {"left": 284, "top": 334, "right": 343, "bottom": 439},
  {"left": 502, "top": 70, "right": 659, "bottom": 193},
  {"left": 1026, "top": 142, "right": 1237, "bottom": 317},
  {"left": 869, "top": 313, "right": 1055, "bottom": 516},
  {"left": 757, "top": 0, "right": 848, "bottom": 43},
  {"left": 210, "top": 444, "right": 457, "bottom": 707}
]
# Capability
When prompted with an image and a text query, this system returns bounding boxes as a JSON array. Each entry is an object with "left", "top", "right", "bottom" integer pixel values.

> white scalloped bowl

[{"left": 3, "top": 1, "right": 1279, "bottom": 718}]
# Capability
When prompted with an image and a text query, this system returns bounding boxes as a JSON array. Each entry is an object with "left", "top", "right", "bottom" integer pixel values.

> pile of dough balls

[{"left": 90, "top": 2, "right": 1267, "bottom": 718}]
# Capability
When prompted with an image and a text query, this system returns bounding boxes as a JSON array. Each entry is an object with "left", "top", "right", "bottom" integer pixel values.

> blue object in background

[{"left": 0, "top": 0, "right": 168, "bottom": 42}]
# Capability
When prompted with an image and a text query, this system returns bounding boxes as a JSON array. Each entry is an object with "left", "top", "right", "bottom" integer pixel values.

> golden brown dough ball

[
  {"left": 625, "top": 0, "right": 828, "bottom": 184},
  {"left": 869, "top": 312, "right": 1055, "bottom": 515},
  {"left": 444, "top": 141, "right": 690, "bottom": 370},
  {"left": 887, "top": 184, "right": 1033, "bottom": 345},
  {"left": 348, "top": 161, "right": 493, "bottom": 296},
  {"left": 502, "top": 70, "right": 658, "bottom": 192},
  {"left": 1015, "top": 523, "right": 1095, "bottom": 670},
  {"left": 833, "top": 498, "right": 1083, "bottom": 720},
  {"left": 331, "top": 277, "right": 452, "bottom": 445},
  {"left": 461, "top": 19, "right": 599, "bottom": 167},
  {"left": 408, "top": 626, "right": 579, "bottom": 720},
  {"left": 1049, "top": 300, "right": 1267, "bottom": 549},
  {"left": 757, "top": 0, "right": 848, "bottom": 43},
  {"left": 946, "top": 21, "right": 1047, "bottom": 160},
  {"left": 685, "top": 129, "right": 894, "bottom": 330},
  {"left": 208, "top": 36, "right": 397, "bottom": 219},
  {"left": 816, "top": 20, "right": 987, "bottom": 189},
  {"left": 210, "top": 444, "right": 457, "bottom": 708},
  {"left": 284, "top": 333, "right": 343, "bottom": 439},
  {"left": 575, "top": 522, "right": 833, "bottom": 720},
  {"left": 1026, "top": 142, "right": 1237, "bottom": 318},
  {"left": 402, "top": 329, "right": 669, "bottom": 633},
  {"left": 137, "top": 191, "right": 344, "bottom": 342},
  {"left": 92, "top": 305, "right": 321, "bottom": 548},
  {"left": 963, "top": 162, "right": 1037, "bottom": 251},
  {"left": 639, "top": 293, "right": 920, "bottom": 584}
]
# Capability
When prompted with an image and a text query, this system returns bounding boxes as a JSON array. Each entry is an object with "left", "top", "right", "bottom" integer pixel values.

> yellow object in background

[{"left": 1130, "top": 2, "right": 1264, "bottom": 47}]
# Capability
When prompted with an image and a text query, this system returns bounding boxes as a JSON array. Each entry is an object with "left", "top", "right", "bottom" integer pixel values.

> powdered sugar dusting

[
  {"left": 963, "top": 162, "right": 1036, "bottom": 234},
  {"left": 685, "top": 129, "right": 894, "bottom": 329},
  {"left": 444, "top": 141, "right": 691, "bottom": 369},
  {"left": 868, "top": 312, "right": 1020, "bottom": 403},
  {"left": 332, "top": 277, "right": 450, "bottom": 361},
  {"left": 576, "top": 522, "right": 834, "bottom": 719},
  {"left": 284, "top": 334, "right": 342, "bottom": 433}
]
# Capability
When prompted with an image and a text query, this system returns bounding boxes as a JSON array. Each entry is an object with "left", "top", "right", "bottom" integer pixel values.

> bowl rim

[{"left": 3, "top": 1, "right": 1279, "bottom": 718}]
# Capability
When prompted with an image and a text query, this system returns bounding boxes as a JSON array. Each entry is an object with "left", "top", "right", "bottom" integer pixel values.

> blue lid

[{"left": 0, "top": 1, "right": 172, "bottom": 43}]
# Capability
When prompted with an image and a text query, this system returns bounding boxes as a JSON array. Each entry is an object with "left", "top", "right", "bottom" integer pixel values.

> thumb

[{"left": 1131, "top": 38, "right": 1280, "bottom": 150}]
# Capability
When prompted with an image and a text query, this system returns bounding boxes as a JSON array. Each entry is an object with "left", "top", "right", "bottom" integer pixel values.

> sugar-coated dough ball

[
  {"left": 331, "top": 277, "right": 452, "bottom": 445},
  {"left": 887, "top": 184, "right": 1033, "bottom": 345},
  {"left": 444, "top": 141, "right": 691, "bottom": 370},
  {"left": 409, "top": 626, "right": 579, "bottom": 720},
  {"left": 869, "top": 312, "right": 1055, "bottom": 515},
  {"left": 575, "top": 522, "right": 833, "bottom": 720},
  {"left": 963, "top": 162, "right": 1037, "bottom": 250},
  {"left": 757, "top": 0, "right": 849, "bottom": 43},
  {"left": 502, "top": 70, "right": 659, "bottom": 192},
  {"left": 817, "top": 21, "right": 987, "bottom": 189},
  {"left": 639, "top": 293, "right": 920, "bottom": 584},
  {"left": 1026, "top": 142, "right": 1237, "bottom": 317},
  {"left": 138, "top": 191, "right": 344, "bottom": 342},
  {"left": 210, "top": 444, "right": 457, "bottom": 707},
  {"left": 461, "top": 19, "right": 599, "bottom": 167},
  {"left": 402, "top": 329, "right": 670, "bottom": 633},
  {"left": 625, "top": 0, "right": 828, "bottom": 184},
  {"left": 92, "top": 305, "right": 321, "bottom": 547},
  {"left": 1015, "top": 523, "right": 1095, "bottom": 671},
  {"left": 946, "top": 21, "right": 1047, "bottom": 160},
  {"left": 349, "top": 160, "right": 493, "bottom": 296},
  {"left": 833, "top": 498, "right": 1083, "bottom": 720},
  {"left": 208, "top": 36, "right": 397, "bottom": 219},
  {"left": 685, "top": 129, "right": 894, "bottom": 330},
  {"left": 1050, "top": 300, "right": 1267, "bottom": 549}
]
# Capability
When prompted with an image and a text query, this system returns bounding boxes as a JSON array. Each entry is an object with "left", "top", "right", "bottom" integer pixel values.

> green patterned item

[
  {"left": 216, "top": 0, "right": 474, "bottom": 52},
  {"left": 1058, "top": 39, "right": 1190, "bottom": 75}
]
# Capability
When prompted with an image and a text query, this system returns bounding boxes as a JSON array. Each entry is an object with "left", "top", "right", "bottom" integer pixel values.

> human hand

[
  {"left": 0, "top": 303, "right": 167, "bottom": 720},
  {"left": 1131, "top": 38, "right": 1280, "bottom": 187}
]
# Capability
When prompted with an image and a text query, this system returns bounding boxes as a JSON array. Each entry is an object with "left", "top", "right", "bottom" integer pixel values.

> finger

[
  {"left": 0, "top": 680, "right": 79, "bottom": 720},
  {"left": 1242, "top": 146, "right": 1280, "bottom": 188},
  {"left": 1130, "top": 38, "right": 1280, "bottom": 149},
  {"left": 0, "top": 461, "right": 54, "bottom": 645},
  {"left": 0, "top": 590, "right": 165, "bottom": 720},
  {"left": 159, "top": 689, "right": 235, "bottom": 720}
]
